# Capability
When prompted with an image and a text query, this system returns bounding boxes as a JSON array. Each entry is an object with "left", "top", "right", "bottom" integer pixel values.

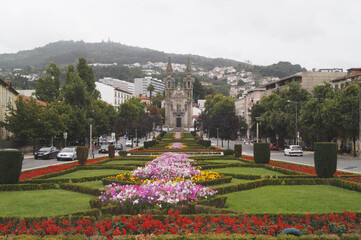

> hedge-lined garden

[{"left": 1, "top": 135, "right": 361, "bottom": 238}]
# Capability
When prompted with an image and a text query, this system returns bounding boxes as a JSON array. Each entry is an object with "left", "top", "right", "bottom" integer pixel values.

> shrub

[
  {"left": 108, "top": 145, "right": 115, "bottom": 158},
  {"left": 234, "top": 144, "right": 242, "bottom": 157},
  {"left": 223, "top": 149, "right": 235, "bottom": 156},
  {"left": 0, "top": 149, "right": 23, "bottom": 184},
  {"left": 76, "top": 146, "right": 89, "bottom": 166},
  {"left": 203, "top": 140, "right": 211, "bottom": 148},
  {"left": 254, "top": 143, "right": 270, "bottom": 164},
  {"left": 118, "top": 150, "right": 128, "bottom": 157},
  {"left": 314, "top": 142, "right": 337, "bottom": 178},
  {"left": 209, "top": 146, "right": 216, "bottom": 150},
  {"left": 144, "top": 141, "right": 149, "bottom": 148}
]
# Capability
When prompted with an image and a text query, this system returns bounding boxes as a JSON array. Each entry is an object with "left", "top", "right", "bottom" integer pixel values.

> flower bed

[
  {"left": 19, "top": 157, "right": 108, "bottom": 181},
  {"left": 166, "top": 142, "right": 186, "bottom": 149},
  {"left": 173, "top": 132, "right": 183, "bottom": 139},
  {"left": 341, "top": 176, "right": 361, "bottom": 184},
  {"left": 0, "top": 211, "right": 359, "bottom": 237},
  {"left": 99, "top": 153, "right": 217, "bottom": 209},
  {"left": 270, "top": 163, "right": 350, "bottom": 176}
]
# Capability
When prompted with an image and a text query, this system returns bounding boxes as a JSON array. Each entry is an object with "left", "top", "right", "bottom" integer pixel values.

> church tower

[{"left": 164, "top": 57, "right": 193, "bottom": 131}]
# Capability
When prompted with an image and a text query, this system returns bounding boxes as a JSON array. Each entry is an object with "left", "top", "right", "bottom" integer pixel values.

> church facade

[{"left": 164, "top": 58, "right": 193, "bottom": 130}]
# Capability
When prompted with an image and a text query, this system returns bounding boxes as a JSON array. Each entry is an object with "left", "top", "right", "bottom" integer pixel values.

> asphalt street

[{"left": 21, "top": 136, "right": 361, "bottom": 175}]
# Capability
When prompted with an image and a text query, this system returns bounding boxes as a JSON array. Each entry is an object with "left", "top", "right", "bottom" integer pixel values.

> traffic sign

[{"left": 63, "top": 132, "right": 68, "bottom": 139}]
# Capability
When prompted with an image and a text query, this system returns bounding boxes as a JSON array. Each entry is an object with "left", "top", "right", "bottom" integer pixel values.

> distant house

[
  {"left": 95, "top": 82, "right": 133, "bottom": 107},
  {"left": 136, "top": 95, "right": 151, "bottom": 106},
  {"left": 17, "top": 95, "right": 47, "bottom": 107},
  {"left": 0, "top": 79, "right": 19, "bottom": 140},
  {"left": 330, "top": 68, "right": 361, "bottom": 89}
]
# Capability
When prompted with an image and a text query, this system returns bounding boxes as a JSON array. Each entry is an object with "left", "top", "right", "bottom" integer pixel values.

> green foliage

[
  {"left": 314, "top": 142, "right": 337, "bottom": 178},
  {"left": 108, "top": 145, "right": 115, "bottom": 158},
  {"left": 77, "top": 57, "right": 99, "bottom": 99},
  {"left": 254, "top": 143, "right": 270, "bottom": 164},
  {"left": 0, "top": 150, "right": 23, "bottom": 184},
  {"left": 234, "top": 144, "right": 242, "bottom": 157},
  {"left": 76, "top": 146, "right": 89, "bottom": 166},
  {"left": 223, "top": 149, "right": 235, "bottom": 156},
  {"left": 193, "top": 77, "right": 206, "bottom": 103},
  {"left": 240, "top": 61, "right": 306, "bottom": 79},
  {"left": 35, "top": 63, "right": 60, "bottom": 103},
  {"left": 62, "top": 69, "right": 91, "bottom": 107},
  {"left": 118, "top": 150, "right": 128, "bottom": 156}
]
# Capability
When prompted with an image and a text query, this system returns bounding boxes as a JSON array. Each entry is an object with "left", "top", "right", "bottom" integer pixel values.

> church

[{"left": 164, "top": 57, "right": 193, "bottom": 131}]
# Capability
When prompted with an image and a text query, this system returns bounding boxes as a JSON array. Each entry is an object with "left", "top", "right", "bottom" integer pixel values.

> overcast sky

[{"left": 1, "top": 0, "right": 360, "bottom": 70}]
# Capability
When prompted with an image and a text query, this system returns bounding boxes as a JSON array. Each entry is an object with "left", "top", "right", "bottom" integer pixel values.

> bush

[
  {"left": 203, "top": 140, "right": 211, "bottom": 148},
  {"left": 118, "top": 150, "right": 128, "bottom": 156},
  {"left": 234, "top": 144, "right": 242, "bottom": 157},
  {"left": 0, "top": 149, "right": 23, "bottom": 184},
  {"left": 314, "top": 142, "right": 337, "bottom": 178},
  {"left": 254, "top": 143, "right": 270, "bottom": 164},
  {"left": 76, "top": 146, "right": 89, "bottom": 166},
  {"left": 223, "top": 149, "right": 235, "bottom": 156},
  {"left": 108, "top": 144, "right": 115, "bottom": 158},
  {"left": 144, "top": 141, "right": 149, "bottom": 148}
]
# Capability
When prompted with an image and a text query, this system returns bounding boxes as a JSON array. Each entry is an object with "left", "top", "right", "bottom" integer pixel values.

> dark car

[
  {"left": 114, "top": 144, "right": 123, "bottom": 150},
  {"left": 34, "top": 147, "right": 59, "bottom": 159},
  {"left": 99, "top": 144, "right": 109, "bottom": 153}
]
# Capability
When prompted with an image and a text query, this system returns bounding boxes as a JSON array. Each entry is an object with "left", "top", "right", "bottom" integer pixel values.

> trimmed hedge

[
  {"left": 76, "top": 146, "right": 89, "bottom": 166},
  {"left": 0, "top": 149, "right": 23, "bottom": 184},
  {"left": 254, "top": 143, "right": 270, "bottom": 164},
  {"left": 314, "top": 142, "right": 337, "bottom": 178},
  {"left": 59, "top": 183, "right": 100, "bottom": 196},
  {"left": 234, "top": 144, "right": 242, "bottom": 157},
  {"left": 108, "top": 144, "right": 115, "bottom": 158},
  {"left": 223, "top": 149, "right": 235, "bottom": 156},
  {"left": 0, "top": 183, "right": 57, "bottom": 191}
]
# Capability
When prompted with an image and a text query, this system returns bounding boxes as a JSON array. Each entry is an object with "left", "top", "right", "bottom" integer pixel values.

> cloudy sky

[{"left": 1, "top": 0, "right": 360, "bottom": 70}]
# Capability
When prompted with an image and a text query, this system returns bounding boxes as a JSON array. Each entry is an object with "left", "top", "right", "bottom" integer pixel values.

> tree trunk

[
  {"left": 353, "top": 135, "right": 357, "bottom": 157},
  {"left": 227, "top": 139, "right": 230, "bottom": 149}
]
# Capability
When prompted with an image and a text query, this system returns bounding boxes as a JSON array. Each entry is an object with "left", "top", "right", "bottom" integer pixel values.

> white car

[
  {"left": 284, "top": 145, "right": 303, "bottom": 156},
  {"left": 125, "top": 141, "right": 133, "bottom": 147},
  {"left": 57, "top": 147, "right": 77, "bottom": 161}
]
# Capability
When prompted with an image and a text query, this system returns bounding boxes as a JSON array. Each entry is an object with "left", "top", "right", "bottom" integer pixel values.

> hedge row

[
  {"left": 192, "top": 156, "right": 238, "bottom": 161},
  {"left": 143, "top": 140, "right": 159, "bottom": 148},
  {"left": 199, "top": 163, "right": 245, "bottom": 170},
  {"left": 0, "top": 183, "right": 56, "bottom": 192},
  {"left": 59, "top": 183, "right": 100, "bottom": 196},
  {"left": 198, "top": 140, "right": 211, "bottom": 148}
]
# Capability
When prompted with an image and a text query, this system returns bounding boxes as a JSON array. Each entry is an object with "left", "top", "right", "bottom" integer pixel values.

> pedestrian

[
  {"left": 91, "top": 143, "right": 95, "bottom": 159},
  {"left": 243, "top": 139, "right": 246, "bottom": 145}
]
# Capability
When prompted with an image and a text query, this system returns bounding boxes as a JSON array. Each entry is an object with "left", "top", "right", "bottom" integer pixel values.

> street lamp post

[
  {"left": 88, "top": 118, "right": 94, "bottom": 156},
  {"left": 255, "top": 117, "right": 260, "bottom": 142},
  {"left": 287, "top": 100, "right": 298, "bottom": 145}
]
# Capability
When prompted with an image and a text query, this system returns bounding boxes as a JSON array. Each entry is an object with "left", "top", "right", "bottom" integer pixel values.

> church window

[
  {"left": 177, "top": 104, "right": 181, "bottom": 111},
  {"left": 168, "top": 82, "right": 170, "bottom": 88},
  {"left": 185, "top": 104, "right": 187, "bottom": 110},
  {"left": 188, "top": 81, "right": 190, "bottom": 88}
]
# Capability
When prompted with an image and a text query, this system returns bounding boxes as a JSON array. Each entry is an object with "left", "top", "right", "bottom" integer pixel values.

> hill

[{"left": 0, "top": 40, "right": 244, "bottom": 70}]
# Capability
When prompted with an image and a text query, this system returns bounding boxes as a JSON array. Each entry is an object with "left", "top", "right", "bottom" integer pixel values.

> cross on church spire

[{"left": 166, "top": 57, "right": 173, "bottom": 76}]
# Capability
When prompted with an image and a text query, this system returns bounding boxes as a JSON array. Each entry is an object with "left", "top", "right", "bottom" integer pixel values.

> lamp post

[
  {"left": 88, "top": 118, "right": 94, "bottom": 156},
  {"left": 287, "top": 100, "right": 298, "bottom": 145},
  {"left": 255, "top": 117, "right": 260, "bottom": 142}
]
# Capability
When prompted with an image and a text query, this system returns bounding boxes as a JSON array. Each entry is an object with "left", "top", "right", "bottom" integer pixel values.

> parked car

[
  {"left": 98, "top": 144, "right": 109, "bottom": 153},
  {"left": 270, "top": 143, "right": 279, "bottom": 151},
  {"left": 114, "top": 144, "right": 123, "bottom": 150},
  {"left": 34, "top": 147, "right": 59, "bottom": 159},
  {"left": 125, "top": 141, "right": 133, "bottom": 147},
  {"left": 57, "top": 147, "right": 77, "bottom": 161},
  {"left": 284, "top": 145, "right": 303, "bottom": 156}
]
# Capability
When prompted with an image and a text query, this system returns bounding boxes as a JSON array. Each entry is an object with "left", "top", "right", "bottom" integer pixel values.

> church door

[{"left": 176, "top": 118, "right": 181, "bottom": 128}]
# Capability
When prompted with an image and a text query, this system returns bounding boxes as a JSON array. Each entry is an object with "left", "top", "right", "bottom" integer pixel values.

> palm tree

[{"left": 147, "top": 84, "right": 155, "bottom": 103}]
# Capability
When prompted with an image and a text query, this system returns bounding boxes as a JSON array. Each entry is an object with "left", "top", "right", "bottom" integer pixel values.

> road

[
  {"left": 210, "top": 138, "right": 361, "bottom": 174},
  {"left": 21, "top": 136, "right": 151, "bottom": 171}
]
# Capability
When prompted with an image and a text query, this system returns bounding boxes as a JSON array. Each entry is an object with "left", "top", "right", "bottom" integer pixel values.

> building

[
  {"left": 261, "top": 71, "right": 346, "bottom": 97},
  {"left": 164, "top": 58, "right": 193, "bottom": 130},
  {"left": 134, "top": 77, "right": 165, "bottom": 97},
  {"left": 330, "top": 68, "right": 361, "bottom": 89},
  {"left": 136, "top": 95, "right": 151, "bottom": 106},
  {"left": 0, "top": 78, "right": 19, "bottom": 140},
  {"left": 99, "top": 77, "right": 135, "bottom": 94},
  {"left": 95, "top": 82, "right": 132, "bottom": 107}
]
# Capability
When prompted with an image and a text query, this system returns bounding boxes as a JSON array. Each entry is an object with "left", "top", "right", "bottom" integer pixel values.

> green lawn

[
  {"left": 225, "top": 185, "right": 361, "bottom": 213},
  {"left": 209, "top": 178, "right": 250, "bottom": 189},
  {"left": 104, "top": 160, "right": 148, "bottom": 165},
  {"left": 209, "top": 167, "right": 284, "bottom": 176},
  {"left": 77, "top": 180, "right": 106, "bottom": 188},
  {"left": 0, "top": 189, "right": 94, "bottom": 217},
  {"left": 51, "top": 169, "right": 127, "bottom": 179}
]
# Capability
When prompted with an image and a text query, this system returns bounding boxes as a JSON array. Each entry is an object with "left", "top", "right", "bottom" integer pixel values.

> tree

[
  {"left": 62, "top": 68, "right": 91, "bottom": 107},
  {"left": 193, "top": 77, "right": 205, "bottom": 103},
  {"left": 1, "top": 96, "right": 65, "bottom": 151},
  {"left": 147, "top": 84, "right": 155, "bottom": 102},
  {"left": 237, "top": 79, "right": 246, "bottom": 86},
  {"left": 35, "top": 63, "right": 60, "bottom": 103},
  {"left": 338, "top": 83, "right": 359, "bottom": 156},
  {"left": 152, "top": 92, "right": 164, "bottom": 108},
  {"left": 77, "top": 57, "right": 100, "bottom": 99}
]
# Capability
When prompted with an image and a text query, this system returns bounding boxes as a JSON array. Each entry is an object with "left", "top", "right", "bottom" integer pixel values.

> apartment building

[
  {"left": 95, "top": 82, "right": 132, "bottom": 107},
  {"left": 99, "top": 77, "right": 135, "bottom": 94},
  {"left": 0, "top": 78, "right": 19, "bottom": 140},
  {"left": 134, "top": 77, "right": 165, "bottom": 97}
]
